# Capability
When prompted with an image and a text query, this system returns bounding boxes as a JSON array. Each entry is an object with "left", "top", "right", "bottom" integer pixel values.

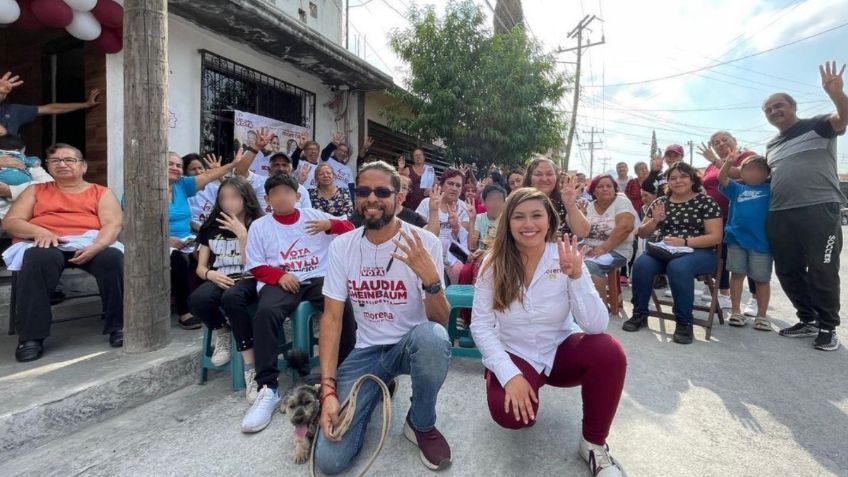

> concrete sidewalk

[{"left": 0, "top": 247, "right": 845, "bottom": 476}]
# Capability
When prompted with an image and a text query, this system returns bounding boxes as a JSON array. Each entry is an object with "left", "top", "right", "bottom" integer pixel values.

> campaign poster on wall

[{"left": 233, "top": 110, "right": 310, "bottom": 174}]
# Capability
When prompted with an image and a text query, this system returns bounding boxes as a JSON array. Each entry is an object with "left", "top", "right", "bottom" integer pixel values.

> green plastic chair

[
  {"left": 198, "top": 301, "right": 320, "bottom": 391},
  {"left": 445, "top": 285, "right": 481, "bottom": 359}
]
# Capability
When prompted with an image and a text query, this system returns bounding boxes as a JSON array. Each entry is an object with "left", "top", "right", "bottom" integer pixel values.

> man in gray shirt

[{"left": 763, "top": 61, "right": 847, "bottom": 351}]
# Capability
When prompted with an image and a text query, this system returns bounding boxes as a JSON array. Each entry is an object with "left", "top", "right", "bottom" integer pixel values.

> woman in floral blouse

[
  {"left": 622, "top": 162, "right": 723, "bottom": 345},
  {"left": 308, "top": 163, "right": 353, "bottom": 217}
]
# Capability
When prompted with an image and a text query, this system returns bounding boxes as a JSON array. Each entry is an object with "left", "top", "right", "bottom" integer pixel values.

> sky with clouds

[{"left": 347, "top": 0, "right": 848, "bottom": 175}]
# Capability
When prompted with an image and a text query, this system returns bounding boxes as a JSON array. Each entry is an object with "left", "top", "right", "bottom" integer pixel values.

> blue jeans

[
  {"left": 314, "top": 322, "right": 451, "bottom": 475},
  {"left": 630, "top": 248, "right": 718, "bottom": 324}
]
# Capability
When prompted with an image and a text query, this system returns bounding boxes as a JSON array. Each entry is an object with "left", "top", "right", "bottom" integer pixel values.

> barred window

[{"left": 200, "top": 50, "right": 316, "bottom": 158}]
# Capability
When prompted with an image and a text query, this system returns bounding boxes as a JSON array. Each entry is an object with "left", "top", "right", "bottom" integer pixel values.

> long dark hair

[{"left": 199, "top": 177, "right": 264, "bottom": 232}]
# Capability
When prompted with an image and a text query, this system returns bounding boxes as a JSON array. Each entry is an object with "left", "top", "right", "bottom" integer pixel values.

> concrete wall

[
  {"left": 271, "top": 0, "right": 344, "bottom": 45},
  {"left": 105, "top": 14, "right": 359, "bottom": 198}
]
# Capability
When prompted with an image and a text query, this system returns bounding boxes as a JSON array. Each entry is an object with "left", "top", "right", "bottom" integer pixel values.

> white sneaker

[
  {"left": 580, "top": 437, "right": 625, "bottom": 477},
  {"left": 240, "top": 385, "right": 280, "bottom": 433},
  {"left": 743, "top": 297, "right": 758, "bottom": 317},
  {"left": 211, "top": 329, "right": 232, "bottom": 366},
  {"left": 718, "top": 294, "right": 732, "bottom": 310},
  {"left": 663, "top": 288, "right": 673, "bottom": 298},
  {"left": 244, "top": 368, "right": 259, "bottom": 404}
]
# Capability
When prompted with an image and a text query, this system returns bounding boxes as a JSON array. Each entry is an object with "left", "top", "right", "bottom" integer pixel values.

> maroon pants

[{"left": 486, "top": 333, "right": 627, "bottom": 445}]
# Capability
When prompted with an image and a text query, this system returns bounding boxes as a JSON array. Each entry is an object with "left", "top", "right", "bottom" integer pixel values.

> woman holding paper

[
  {"left": 622, "top": 162, "right": 723, "bottom": 344},
  {"left": 583, "top": 175, "right": 637, "bottom": 308},
  {"left": 4, "top": 144, "right": 124, "bottom": 362},
  {"left": 399, "top": 147, "right": 435, "bottom": 210}
]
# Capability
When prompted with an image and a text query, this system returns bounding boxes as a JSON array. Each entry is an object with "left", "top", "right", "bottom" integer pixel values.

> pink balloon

[
  {"left": 94, "top": 26, "right": 122, "bottom": 54},
  {"left": 31, "top": 0, "right": 74, "bottom": 28},
  {"left": 91, "top": 0, "right": 121, "bottom": 29},
  {"left": 14, "top": 0, "right": 44, "bottom": 30}
]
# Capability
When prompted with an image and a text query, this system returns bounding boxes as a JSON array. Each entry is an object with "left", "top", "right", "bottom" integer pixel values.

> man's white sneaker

[
  {"left": 244, "top": 368, "right": 259, "bottom": 404},
  {"left": 241, "top": 385, "right": 280, "bottom": 433},
  {"left": 211, "top": 329, "right": 232, "bottom": 366},
  {"left": 743, "top": 297, "right": 758, "bottom": 317},
  {"left": 580, "top": 437, "right": 625, "bottom": 477}
]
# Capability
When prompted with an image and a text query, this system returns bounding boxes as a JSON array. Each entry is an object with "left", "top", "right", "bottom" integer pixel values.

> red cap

[{"left": 664, "top": 144, "right": 685, "bottom": 156}]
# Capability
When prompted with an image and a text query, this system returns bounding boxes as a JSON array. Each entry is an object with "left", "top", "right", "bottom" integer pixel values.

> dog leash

[{"left": 310, "top": 374, "right": 392, "bottom": 477}]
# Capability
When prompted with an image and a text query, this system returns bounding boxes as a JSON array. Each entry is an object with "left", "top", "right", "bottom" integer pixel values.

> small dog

[{"left": 281, "top": 349, "right": 322, "bottom": 464}]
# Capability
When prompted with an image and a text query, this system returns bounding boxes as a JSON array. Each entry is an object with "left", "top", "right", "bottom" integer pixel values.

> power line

[{"left": 586, "top": 21, "right": 848, "bottom": 88}]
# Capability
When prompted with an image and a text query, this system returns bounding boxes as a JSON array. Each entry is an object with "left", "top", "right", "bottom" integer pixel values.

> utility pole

[
  {"left": 557, "top": 15, "right": 604, "bottom": 172},
  {"left": 686, "top": 140, "right": 694, "bottom": 165},
  {"left": 123, "top": 0, "right": 171, "bottom": 353},
  {"left": 582, "top": 127, "right": 603, "bottom": 177}
]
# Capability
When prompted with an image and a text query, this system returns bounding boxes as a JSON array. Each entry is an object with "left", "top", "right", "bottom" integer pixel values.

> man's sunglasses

[{"left": 354, "top": 186, "right": 396, "bottom": 198}]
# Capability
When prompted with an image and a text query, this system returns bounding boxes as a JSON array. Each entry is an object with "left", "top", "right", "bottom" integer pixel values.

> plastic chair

[{"left": 445, "top": 284, "right": 481, "bottom": 359}]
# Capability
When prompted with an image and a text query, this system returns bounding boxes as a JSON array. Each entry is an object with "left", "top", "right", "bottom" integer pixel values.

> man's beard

[{"left": 360, "top": 203, "right": 397, "bottom": 230}]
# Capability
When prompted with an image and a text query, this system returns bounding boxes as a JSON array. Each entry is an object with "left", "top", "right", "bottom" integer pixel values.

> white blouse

[{"left": 470, "top": 242, "right": 609, "bottom": 387}]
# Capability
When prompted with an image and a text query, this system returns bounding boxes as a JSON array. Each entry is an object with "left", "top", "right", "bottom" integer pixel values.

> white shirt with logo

[
  {"left": 251, "top": 171, "right": 312, "bottom": 213},
  {"left": 323, "top": 222, "right": 445, "bottom": 348},
  {"left": 245, "top": 208, "right": 337, "bottom": 291},
  {"left": 470, "top": 242, "right": 609, "bottom": 387}
]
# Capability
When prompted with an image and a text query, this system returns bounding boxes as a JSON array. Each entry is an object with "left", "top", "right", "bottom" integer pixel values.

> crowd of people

[{"left": 0, "top": 61, "right": 845, "bottom": 476}]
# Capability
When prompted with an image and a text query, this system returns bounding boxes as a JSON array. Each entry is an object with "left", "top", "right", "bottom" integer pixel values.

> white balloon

[
  {"left": 65, "top": 11, "right": 102, "bottom": 41},
  {"left": 63, "top": 0, "right": 98, "bottom": 12},
  {"left": 0, "top": 0, "right": 21, "bottom": 25}
]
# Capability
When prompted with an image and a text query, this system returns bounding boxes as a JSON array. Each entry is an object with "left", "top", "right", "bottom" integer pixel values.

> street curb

[{"left": 0, "top": 347, "right": 200, "bottom": 464}]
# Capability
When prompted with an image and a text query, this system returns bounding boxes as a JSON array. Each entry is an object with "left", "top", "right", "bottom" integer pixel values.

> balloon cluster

[{"left": 0, "top": 0, "right": 123, "bottom": 54}]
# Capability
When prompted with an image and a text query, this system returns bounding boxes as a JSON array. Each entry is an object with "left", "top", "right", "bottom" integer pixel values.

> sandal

[
  {"left": 753, "top": 317, "right": 772, "bottom": 332},
  {"left": 728, "top": 313, "right": 748, "bottom": 327},
  {"left": 178, "top": 315, "right": 202, "bottom": 330}
]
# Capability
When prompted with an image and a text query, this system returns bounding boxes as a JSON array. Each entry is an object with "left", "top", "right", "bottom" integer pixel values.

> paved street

[{"left": 1, "top": 243, "right": 846, "bottom": 477}]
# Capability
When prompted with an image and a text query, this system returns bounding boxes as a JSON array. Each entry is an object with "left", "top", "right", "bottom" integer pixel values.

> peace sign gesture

[
  {"left": 557, "top": 234, "right": 587, "bottom": 280},
  {"left": 820, "top": 61, "right": 845, "bottom": 97},
  {"left": 391, "top": 229, "right": 441, "bottom": 285}
]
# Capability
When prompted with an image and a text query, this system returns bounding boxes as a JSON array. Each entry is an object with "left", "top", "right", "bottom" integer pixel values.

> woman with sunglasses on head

[{"left": 470, "top": 187, "right": 627, "bottom": 477}]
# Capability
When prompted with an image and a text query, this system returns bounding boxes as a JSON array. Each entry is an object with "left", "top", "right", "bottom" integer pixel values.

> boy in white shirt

[
  {"left": 313, "top": 161, "right": 453, "bottom": 474},
  {"left": 240, "top": 174, "right": 355, "bottom": 433}
]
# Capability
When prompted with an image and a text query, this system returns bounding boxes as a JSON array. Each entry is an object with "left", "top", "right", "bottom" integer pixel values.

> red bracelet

[{"left": 320, "top": 391, "right": 338, "bottom": 406}]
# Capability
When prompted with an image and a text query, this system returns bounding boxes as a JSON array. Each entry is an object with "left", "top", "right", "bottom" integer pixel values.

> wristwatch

[
  {"left": 422, "top": 281, "right": 443, "bottom": 295},
  {"left": 245, "top": 145, "right": 258, "bottom": 154}
]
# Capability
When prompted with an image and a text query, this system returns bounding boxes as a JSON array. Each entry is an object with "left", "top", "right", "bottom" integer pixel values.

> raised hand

[
  {"left": 820, "top": 61, "right": 846, "bottom": 97},
  {"left": 0, "top": 72, "right": 23, "bottom": 94},
  {"left": 447, "top": 207, "right": 460, "bottom": 235},
  {"left": 390, "top": 229, "right": 440, "bottom": 285},
  {"left": 216, "top": 212, "right": 248, "bottom": 239},
  {"left": 254, "top": 127, "right": 273, "bottom": 150},
  {"left": 697, "top": 142, "right": 719, "bottom": 164},
  {"left": 429, "top": 183, "right": 443, "bottom": 210},
  {"left": 203, "top": 153, "right": 222, "bottom": 170},
  {"left": 86, "top": 89, "right": 101, "bottom": 107},
  {"left": 297, "top": 163, "right": 311, "bottom": 184},
  {"left": 560, "top": 174, "right": 578, "bottom": 206},
  {"left": 297, "top": 132, "right": 309, "bottom": 149},
  {"left": 362, "top": 136, "right": 374, "bottom": 152},
  {"left": 556, "top": 234, "right": 587, "bottom": 280},
  {"left": 464, "top": 196, "right": 477, "bottom": 220},
  {"left": 331, "top": 131, "right": 345, "bottom": 145},
  {"left": 651, "top": 200, "right": 667, "bottom": 222},
  {"left": 651, "top": 153, "right": 663, "bottom": 171}
]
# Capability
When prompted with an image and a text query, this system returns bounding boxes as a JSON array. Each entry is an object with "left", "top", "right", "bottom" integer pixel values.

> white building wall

[
  {"left": 272, "top": 0, "right": 343, "bottom": 45},
  {"left": 105, "top": 14, "right": 359, "bottom": 198}
]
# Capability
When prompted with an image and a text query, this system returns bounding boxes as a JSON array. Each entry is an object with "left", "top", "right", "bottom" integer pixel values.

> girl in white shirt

[{"left": 470, "top": 187, "right": 627, "bottom": 477}]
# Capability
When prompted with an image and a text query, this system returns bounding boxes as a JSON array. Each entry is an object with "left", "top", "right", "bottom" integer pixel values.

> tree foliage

[{"left": 385, "top": 0, "right": 567, "bottom": 170}]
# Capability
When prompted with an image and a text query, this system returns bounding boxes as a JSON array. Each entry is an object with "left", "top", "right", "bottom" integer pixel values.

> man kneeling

[{"left": 314, "top": 161, "right": 452, "bottom": 474}]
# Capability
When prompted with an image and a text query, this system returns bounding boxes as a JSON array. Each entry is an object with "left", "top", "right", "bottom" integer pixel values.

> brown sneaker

[{"left": 402, "top": 412, "right": 452, "bottom": 471}]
